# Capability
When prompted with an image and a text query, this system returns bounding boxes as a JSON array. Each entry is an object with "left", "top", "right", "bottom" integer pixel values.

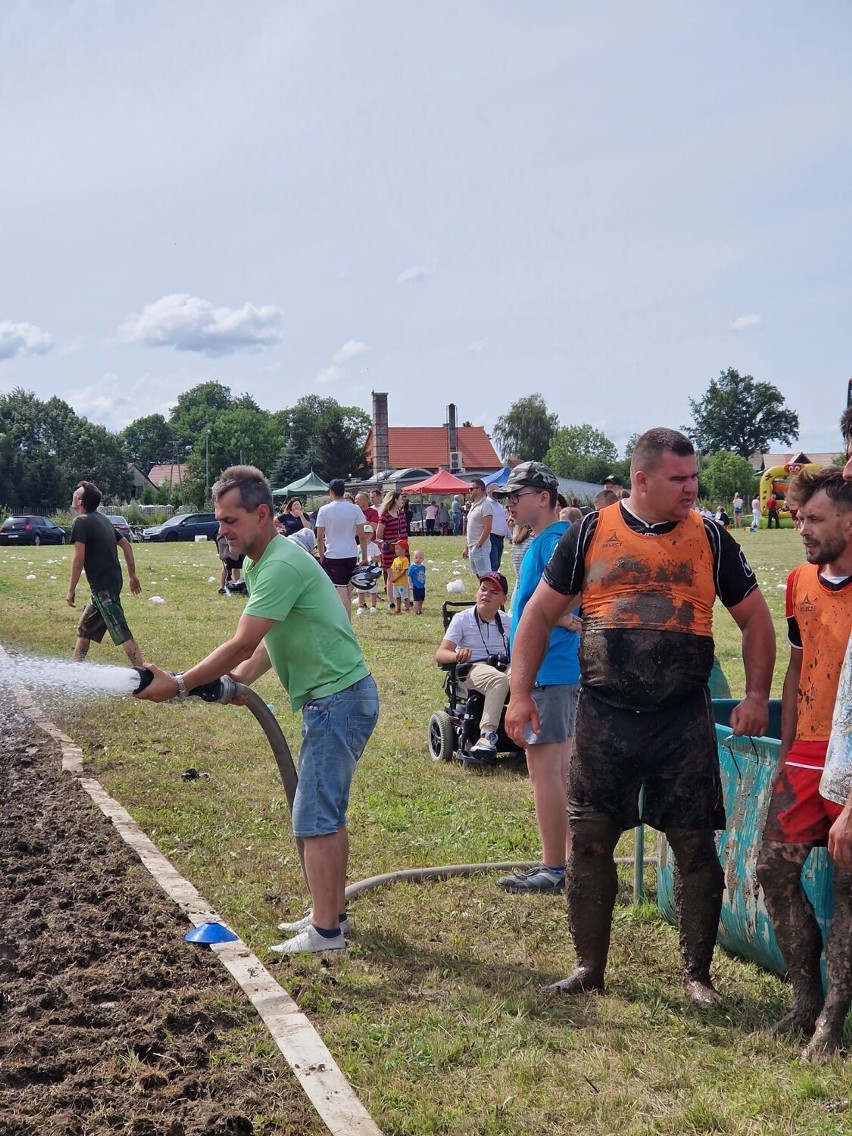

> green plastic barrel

[{"left": 657, "top": 698, "right": 835, "bottom": 979}]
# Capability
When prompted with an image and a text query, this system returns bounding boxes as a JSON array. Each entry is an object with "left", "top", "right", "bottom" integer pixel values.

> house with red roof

[{"left": 365, "top": 395, "right": 501, "bottom": 479}]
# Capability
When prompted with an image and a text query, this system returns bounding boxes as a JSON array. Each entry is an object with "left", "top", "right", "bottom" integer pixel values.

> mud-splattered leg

[
  {"left": 756, "top": 840, "right": 824, "bottom": 1036},
  {"left": 542, "top": 812, "right": 620, "bottom": 996},
  {"left": 666, "top": 827, "right": 724, "bottom": 1008},
  {"left": 801, "top": 867, "right": 852, "bottom": 1062}
]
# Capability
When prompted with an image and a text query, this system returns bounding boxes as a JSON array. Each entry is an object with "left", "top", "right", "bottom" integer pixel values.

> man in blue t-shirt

[{"left": 497, "top": 462, "right": 581, "bottom": 894}]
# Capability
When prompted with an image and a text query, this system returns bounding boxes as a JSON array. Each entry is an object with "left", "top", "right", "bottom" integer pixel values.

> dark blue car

[{"left": 141, "top": 512, "right": 219, "bottom": 542}]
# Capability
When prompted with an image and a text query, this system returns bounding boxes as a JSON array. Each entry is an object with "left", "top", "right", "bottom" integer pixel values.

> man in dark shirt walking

[{"left": 66, "top": 481, "right": 143, "bottom": 666}]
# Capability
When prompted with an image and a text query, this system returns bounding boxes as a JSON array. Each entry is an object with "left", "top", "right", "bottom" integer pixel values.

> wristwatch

[{"left": 174, "top": 673, "right": 189, "bottom": 701}]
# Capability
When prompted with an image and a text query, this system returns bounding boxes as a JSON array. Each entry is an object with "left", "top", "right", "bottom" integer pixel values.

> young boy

[
  {"left": 356, "top": 526, "right": 382, "bottom": 615},
  {"left": 390, "top": 539, "right": 411, "bottom": 614},
  {"left": 407, "top": 548, "right": 427, "bottom": 614}
]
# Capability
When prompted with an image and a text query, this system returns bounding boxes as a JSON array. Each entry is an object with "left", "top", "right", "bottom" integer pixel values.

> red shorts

[{"left": 763, "top": 741, "right": 843, "bottom": 845}]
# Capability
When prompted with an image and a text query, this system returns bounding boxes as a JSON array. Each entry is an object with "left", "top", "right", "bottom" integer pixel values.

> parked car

[
  {"left": 106, "top": 515, "right": 133, "bottom": 541},
  {"left": 0, "top": 515, "right": 67, "bottom": 546},
  {"left": 141, "top": 512, "right": 219, "bottom": 542}
]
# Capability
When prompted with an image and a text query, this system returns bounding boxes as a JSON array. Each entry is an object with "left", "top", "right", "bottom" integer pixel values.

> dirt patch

[{"left": 0, "top": 708, "right": 318, "bottom": 1136}]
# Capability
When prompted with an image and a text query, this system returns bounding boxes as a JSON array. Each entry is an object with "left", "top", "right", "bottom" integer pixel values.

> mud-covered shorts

[
  {"left": 569, "top": 685, "right": 725, "bottom": 833},
  {"left": 77, "top": 590, "right": 134, "bottom": 646},
  {"left": 762, "top": 741, "right": 843, "bottom": 844}
]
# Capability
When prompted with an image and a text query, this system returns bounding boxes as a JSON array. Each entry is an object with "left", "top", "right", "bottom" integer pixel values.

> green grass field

[{"left": 1, "top": 530, "right": 849, "bottom": 1135}]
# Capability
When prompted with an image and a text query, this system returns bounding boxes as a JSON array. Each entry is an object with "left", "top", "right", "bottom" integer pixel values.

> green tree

[
  {"left": 492, "top": 394, "right": 559, "bottom": 461},
  {"left": 0, "top": 388, "right": 130, "bottom": 508},
  {"left": 122, "top": 414, "right": 176, "bottom": 470},
  {"left": 204, "top": 408, "right": 283, "bottom": 482},
  {"left": 687, "top": 367, "right": 799, "bottom": 459},
  {"left": 279, "top": 396, "right": 370, "bottom": 480},
  {"left": 67, "top": 419, "right": 131, "bottom": 501},
  {"left": 545, "top": 424, "right": 619, "bottom": 483},
  {"left": 699, "top": 451, "right": 757, "bottom": 505},
  {"left": 168, "top": 381, "right": 233, "bottom": 445}
]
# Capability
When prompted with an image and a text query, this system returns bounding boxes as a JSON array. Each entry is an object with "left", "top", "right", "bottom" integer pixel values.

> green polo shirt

[{"left": 243, "top": 535, "right": 368, "bottom": 711}]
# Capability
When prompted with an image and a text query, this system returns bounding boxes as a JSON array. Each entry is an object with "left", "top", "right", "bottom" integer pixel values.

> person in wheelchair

[{"left": 435, "top": 572, "right": 512, "bottom": 758}]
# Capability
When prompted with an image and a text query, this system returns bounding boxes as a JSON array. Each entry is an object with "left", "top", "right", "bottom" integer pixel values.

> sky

[{"left": 2, "top": 1, "right": 851, "bottom": 457}]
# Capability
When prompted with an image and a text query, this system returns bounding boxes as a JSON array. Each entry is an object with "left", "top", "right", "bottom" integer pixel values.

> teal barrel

[{"left": 657, "top": 698, "right": 835, "bottom": 979}]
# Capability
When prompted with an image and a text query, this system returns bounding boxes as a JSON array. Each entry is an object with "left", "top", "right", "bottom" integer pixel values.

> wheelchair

[{"left": 427, "top": 600, "right": 526, "bottom": 767}]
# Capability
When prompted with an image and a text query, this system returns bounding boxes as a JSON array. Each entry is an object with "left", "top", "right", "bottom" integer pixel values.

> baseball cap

[
  {"left": 477, "top": 571, "right": 508, "bottom": 595},
  {"left": 603, "top": 473, "right": 623, "bottom": 486},
  {"left": 501, "top": 461, "right": 559, "bottom": 495}
]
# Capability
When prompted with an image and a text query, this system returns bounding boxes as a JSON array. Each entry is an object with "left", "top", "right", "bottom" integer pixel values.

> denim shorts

[
  {"left": 524, "top": 683, "right": 580, "bottom": 746},
  {"left": 292, "top": 674, "right": 379, "bottom": 837},
  {"left": 468, "top": 544, "right": 492, "bottom": 576}
]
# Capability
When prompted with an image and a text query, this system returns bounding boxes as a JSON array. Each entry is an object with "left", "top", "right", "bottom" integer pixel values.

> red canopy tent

[{"left": 404, "top": 470, "right": 470, "bottom": 495}]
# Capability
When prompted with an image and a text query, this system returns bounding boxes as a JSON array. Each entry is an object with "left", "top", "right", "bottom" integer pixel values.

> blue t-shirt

[
  {"left": 509, "top": 520, "right": 580, "bottom": 686},
  {"left": 407, "top": 563, "right": 426, "bottom": 590}
]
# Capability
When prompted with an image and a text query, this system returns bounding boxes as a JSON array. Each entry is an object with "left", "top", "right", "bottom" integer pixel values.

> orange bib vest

[
  {"left": 788, "top": 563, "right": 852, "bottom": 742},
  {"left": 583, "top": 504, "right": 716, "bottom": 637}
]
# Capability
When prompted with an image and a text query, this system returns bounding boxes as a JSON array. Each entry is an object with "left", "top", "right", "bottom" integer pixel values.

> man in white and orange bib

[
  {"left": 506, "top": 427, "right": 775, "bottom": 1008},
  {"left": 757, "top": 461, "right": 852, "bottom": 1062}
]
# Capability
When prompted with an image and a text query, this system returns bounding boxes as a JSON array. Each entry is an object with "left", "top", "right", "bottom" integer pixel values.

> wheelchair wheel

[{"left": 427, "top": 711, "right": 454, "bottom": 762}]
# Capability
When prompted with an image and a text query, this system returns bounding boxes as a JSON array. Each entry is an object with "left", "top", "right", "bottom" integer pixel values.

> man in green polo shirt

[{"left": 137, "top": 465, "right": 379, "bottom": 955}]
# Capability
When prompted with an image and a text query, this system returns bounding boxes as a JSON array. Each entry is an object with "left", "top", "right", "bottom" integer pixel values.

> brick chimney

[
  {"left": 372, "top": 391, "right": 389, "bottom": 479},
  {"left": 446, "top": 403, "right": 460, "bottom": 471}
]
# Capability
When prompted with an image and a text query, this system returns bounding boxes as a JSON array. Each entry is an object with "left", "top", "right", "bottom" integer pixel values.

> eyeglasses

[{"left": 506, "top": 490, "right": 539, "bottom": 505}]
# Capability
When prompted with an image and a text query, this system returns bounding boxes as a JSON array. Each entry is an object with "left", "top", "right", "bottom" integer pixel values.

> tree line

[
  {"left": 493, "top": 368, "right": 800, "bottom": 501},
  {"left": 0, "top": 365, "right": 800, "bottom": 513},
  {"left": 0, "top": 383, "right": 371, "bottom": 512}
]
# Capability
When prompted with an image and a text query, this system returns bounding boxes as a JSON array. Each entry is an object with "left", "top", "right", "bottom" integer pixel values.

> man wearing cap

[
  {"left": 435, "top": 572, "right": 512, "bottom": 758},
  {"left": 463, "top": 479, "right": 494, "bottom": 578},
  {"left": 506, "top": 427, "right": 775, "bottom": 1008},
  {"left": 603, "top": 473, "right": 625, "bottom": 499},
  {"left": 496, "top": 462, "right": 582, "bottom": 894}
]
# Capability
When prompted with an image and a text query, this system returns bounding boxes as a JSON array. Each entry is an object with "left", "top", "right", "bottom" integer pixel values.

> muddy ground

[{"left": 0, "top": 708, "right": 319, "bottom": 1136}]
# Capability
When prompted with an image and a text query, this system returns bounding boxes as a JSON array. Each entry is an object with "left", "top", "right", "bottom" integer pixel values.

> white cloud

[
  {"left": 730, "top": 313, "right": 761, "bottom": 331},
  {"left": 396, "top": 265, "right": 430, "bottom": 285},
  {"left": 0, "top": 321, "right": 54, "bottom": 360},
  {"left": 332, "top": 339, "right": 368, "bottom": 365},
  {"left": 117, "top": 292, "right": 283, "bottom": 357},
  {"left": 468, "top": 338, "right": 488, "bottom": 353},
  {"left": 59, "top": 336, "right": 87, "bottom": 355},
  {"left": 314, "top": 339, "right": 369, "bottom": 385},
  {"left": 68, "top": 371, "right": 175, "bottom": 430},
  {"left": 315, "top": 364, "right": 345, "bottom": 386}
]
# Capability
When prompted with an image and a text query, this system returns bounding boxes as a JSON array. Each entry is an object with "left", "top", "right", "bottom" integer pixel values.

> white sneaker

[
  {"left": 369, "top": 607, "right": 378, "bottom": 615},
  {"left": 268, "top": 925, "right": 346, "bottom": 955},
  {"left": 356, "top": 607, "right": 365, "bottom": 616},
  {"left": 277, "top": 911, "right": 351, "bottom": 935}
]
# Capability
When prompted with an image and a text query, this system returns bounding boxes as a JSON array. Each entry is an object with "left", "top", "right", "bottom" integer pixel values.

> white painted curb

[{"left": 6, "top": 665, "right": 383, "bottom": 1136}]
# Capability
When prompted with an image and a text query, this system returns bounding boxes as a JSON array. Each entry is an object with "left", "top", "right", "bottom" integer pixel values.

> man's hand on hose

[{"left": 133, "top": 663, "right": 180, "bottom": 702}]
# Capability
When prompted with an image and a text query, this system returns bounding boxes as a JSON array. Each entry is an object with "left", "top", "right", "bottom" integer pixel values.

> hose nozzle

[{"left": 132, "top": 667, "right": 237, "bottom": 704}]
